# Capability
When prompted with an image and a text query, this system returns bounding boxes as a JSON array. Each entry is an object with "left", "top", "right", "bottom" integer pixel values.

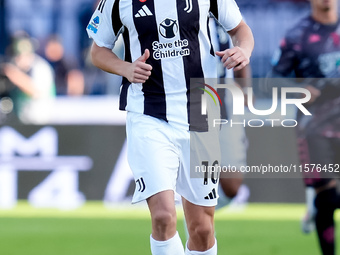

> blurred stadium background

[{"left": 0, "top": 0, "right": 337, "bottom": 254}]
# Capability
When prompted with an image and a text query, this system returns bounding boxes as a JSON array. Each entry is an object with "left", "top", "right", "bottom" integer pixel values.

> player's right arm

[
  {"left": 90, "top": 43, "right": 152, "bottom": 84},
  {"left": 87, "top": 0, "right": 152, "bottom": 84}
]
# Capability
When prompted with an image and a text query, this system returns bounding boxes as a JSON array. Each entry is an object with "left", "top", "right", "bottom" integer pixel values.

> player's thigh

[
  {"left": 147, "top": 190, "right": 177, "bottom": 228},
  {"left": 147, "top": 190, "right": 177, "bottom": 215}
]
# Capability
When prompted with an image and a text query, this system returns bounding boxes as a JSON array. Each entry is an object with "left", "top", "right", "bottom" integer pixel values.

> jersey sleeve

[
  {"left": 210, "top": 0, "right": 242, "bottom": 32},
  {"left": 86, "top": 0, "right": 117, "bottom": 49}
]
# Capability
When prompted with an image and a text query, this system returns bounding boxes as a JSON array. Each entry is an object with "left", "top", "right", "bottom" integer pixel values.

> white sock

[
  {"left": 185, "top": 238, "right": 217, "bottom": 255},
  {"left": 305, "top": 187, "right": 316, "bottom": 215},
  {"left": 150, "top": 231, "right": 185, "bottom": 255}
]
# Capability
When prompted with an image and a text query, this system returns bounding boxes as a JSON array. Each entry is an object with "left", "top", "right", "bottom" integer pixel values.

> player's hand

[
  {"left": 216, "top": 46, "right": 250, "bottom": 72},
  {"left": 126, "top": 49, "right": 152, "bottom": 84},
  {"left": 304, "top": 85, "right": 321, "bottom": 104}
]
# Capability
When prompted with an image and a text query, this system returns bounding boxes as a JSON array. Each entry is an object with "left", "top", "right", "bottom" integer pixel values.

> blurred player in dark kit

[{"left": 270, "top": 0, "right": 340, "bottom": 254}]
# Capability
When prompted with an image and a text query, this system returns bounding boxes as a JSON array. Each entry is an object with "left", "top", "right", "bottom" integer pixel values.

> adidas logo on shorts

[{"left": 204, "top": 188, "right": 217, "bottom": 200}]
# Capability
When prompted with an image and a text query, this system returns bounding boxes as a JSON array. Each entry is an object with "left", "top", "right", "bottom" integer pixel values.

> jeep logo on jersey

[{"left": 159, "top": 19, "right": 178, "bottom": 39}]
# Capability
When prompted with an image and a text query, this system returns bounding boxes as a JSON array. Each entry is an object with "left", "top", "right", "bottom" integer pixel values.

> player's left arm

[{"left": 216, "top": 20, "right": 254, "bottom": 71}]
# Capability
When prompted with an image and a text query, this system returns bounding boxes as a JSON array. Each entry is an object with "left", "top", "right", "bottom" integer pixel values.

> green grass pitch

[{"left": 0, "top": 202, "right": 337, "bottom": 255}]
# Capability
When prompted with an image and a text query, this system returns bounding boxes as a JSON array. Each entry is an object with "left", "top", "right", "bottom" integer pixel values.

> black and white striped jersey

[{"left": 87, "top": 0, "right": 242, "bottom": 130}]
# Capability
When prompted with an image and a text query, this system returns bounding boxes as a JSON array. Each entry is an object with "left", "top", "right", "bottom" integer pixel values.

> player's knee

[
  {"left": 189, "top": 222, "right": 214, "bottom": 244},
  {"left": 152, "top": 210, "right": 176, "bottom": 231}
]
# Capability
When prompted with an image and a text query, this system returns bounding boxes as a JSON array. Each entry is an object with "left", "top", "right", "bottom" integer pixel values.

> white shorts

[{"left": 126, "top": 112, "right": 220, "bottom": 207}]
